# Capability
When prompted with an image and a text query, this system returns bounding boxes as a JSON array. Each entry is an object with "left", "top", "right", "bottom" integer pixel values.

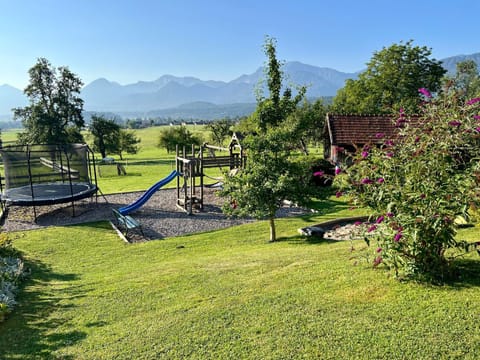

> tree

[
  {"left": 13, "top": 58, "right": 85, "bottom": 144},
  {"left": 115, "top": 129, "right": 141, "bottom": 160},
  {"left": 157, "top": 125, "right": 202, "bottom": 153},
  {"left": 332, "top": 40, "right": 446, "bottom": 114},
  {"left": 287, "top": 98, "right": 328, "bottom": 153},
  {"left": 443, "top": 60, "right": 480, "bottom": 101},
  {"left": 220, "top": 37, "right": 316, "bottom": 242},
  {"left": 206, "top": 118, "right": 234, "bottom": 146},
  {"left": 90, "top": 115, "right": 121, "bottom": 159}
]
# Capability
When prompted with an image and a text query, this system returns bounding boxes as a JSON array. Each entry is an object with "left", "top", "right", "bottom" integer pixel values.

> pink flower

[
  {"left": 466, "top": 97, "right": 480, "bottom": 105},
  {"left": 354, "top": 221, "right": 363, "bottom": 226},
  {"left": 313, "top": 171, "right": 324, "bottom": 177},
  {"left": 394, "top": 233, "right": 403, "bottom": 242},
  {"left": 335, "top": 191, "right": 343, "bottom": 198},
  {"left": 448, "top": 120, "right": 461, "bottom": 127},
  {"left": 474, "top": 115, "right": 480, "bottom": 120},
  {"left": 420, "top": 193, "right": 426, "bottom": 199},
  {"left": 475, "top": 127, "right": 480, "bottom": 132},
  {"left": 399, "top": 107, "right": 405, "bottom": 115},
  {"left": 361, "top": 151, "right": 369, "bottom": 158},
  {"left": 386, "top": 212, "right": 394, "bottom": 218},
  {"left": 384, "top": 140, "right": 394, "bottom": 146},
  {"left": 418, "top": 88, "right": 432, "bottom": 98},
  {"left": 361, "top": 178, "right": 373, "bottom": 184},
  {"left": 376, "top": 216, "right": 385, "bottom": 224},
  {"left": 373, "top": 256, "right": 383, "bottom": 267},
  {"left": 385, "top": 152, "right": 394, "bottom": 158},
  {"left": 376, "top": 247, "right": 382, "bottom": 253},
  {"left": 377, "top": 178, "right": 385, "bottom": 184},
  {"left": 368, "top": 225, "right": 377, "bottom": 232},
  {"left": 335, "top": 167, "right": 342, "bottom": 175},
  {"left": 375, "top": 132, "right": 385, "bottom": 138}
]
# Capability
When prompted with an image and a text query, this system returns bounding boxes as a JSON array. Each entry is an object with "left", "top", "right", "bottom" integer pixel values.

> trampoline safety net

[{"left": 0, "top": 143, "right": 98, "bottom": 206}]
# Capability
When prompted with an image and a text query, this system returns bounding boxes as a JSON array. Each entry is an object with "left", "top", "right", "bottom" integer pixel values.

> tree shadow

[
  {"left": 275, "top": 234, "right": 348, "bottom": 245},
  {"left": 444, "top": 258, "right": 480, "bottom": 288},
  {"left": 0, "top": 258, "right": 90, "bottom": 359}
]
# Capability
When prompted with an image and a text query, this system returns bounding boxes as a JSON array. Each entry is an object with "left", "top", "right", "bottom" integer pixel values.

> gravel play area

[{"left": 1, "top": 187, "right": 309, "bottom": 242}]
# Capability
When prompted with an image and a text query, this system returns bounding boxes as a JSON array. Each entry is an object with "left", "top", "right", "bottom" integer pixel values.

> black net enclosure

[{"left": 0, "top": 144, "right": 98, "bottom": 206}]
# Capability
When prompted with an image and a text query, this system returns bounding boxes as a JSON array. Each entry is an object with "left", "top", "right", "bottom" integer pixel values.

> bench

[{"left": 112, "top": 208, "right": 144, "bottom": 237}]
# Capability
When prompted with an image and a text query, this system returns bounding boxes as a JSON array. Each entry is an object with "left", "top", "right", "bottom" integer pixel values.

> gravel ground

[{"left": 1, "top": 188, "right": 309, "bottom": 242}]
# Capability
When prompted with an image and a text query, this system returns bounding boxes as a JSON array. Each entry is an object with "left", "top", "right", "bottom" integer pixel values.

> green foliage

[
  {"left": 115, "top": 129, "right": 141, "bottom": 160},
  {"left": 205, "top": 118, "right": 234, "bottom": 146},
  {"left": 89, "top": 115, "right": 121, "bottom": 159},
  {"left": 221, "top": 37, "right": 316, "bottom": 242},
  {"left": 157, "top": 125, "right": 202, "bottom": 153},
  {"left": 252, "top": 37, "right": 306, "bottom": 133},
  {"left": 0, "top": 234, "right": 26, "bottom": 322},
  {"left": 443, "top": 60, "right": 480, "bottom": 102},
  {"left": 13, "top": 58, "right": 85, "bottom": 144},
  {"left": 332, "top": 40, "right": 446, "bottom": 114},
  {"left": 337, "top": 90, "right": 480, "bottom": 281}
]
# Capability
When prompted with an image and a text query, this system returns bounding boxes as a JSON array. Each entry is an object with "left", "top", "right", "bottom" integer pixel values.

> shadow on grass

[
  {"left": 0, "top": 258, "right": 88, "bottom": 359},
  {"left": 447, "top": 258, "right": 480, "bottom": 288},
  {"left": 276, "top": 234, "right": 349, "bottom": 246}
]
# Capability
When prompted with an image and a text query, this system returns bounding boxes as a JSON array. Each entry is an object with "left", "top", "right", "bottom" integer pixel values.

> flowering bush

[
  {"left": 0, "top": 234, "right": 26, "bottom": 322},
  {"left": 337, "top": 90, "right": 480, "bottom": 281}
]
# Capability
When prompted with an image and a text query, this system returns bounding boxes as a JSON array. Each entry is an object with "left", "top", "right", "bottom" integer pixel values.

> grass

[
  {"left": 1, "top": 127, "right": 479, "bottom": 358},
  {"left": 0, "top": 208, "right": 479, "bottom": 359}
]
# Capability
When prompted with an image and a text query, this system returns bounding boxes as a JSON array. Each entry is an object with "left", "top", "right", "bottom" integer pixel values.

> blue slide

[{"left": 118, "top": 170, "right": 179, "bottom": 215}]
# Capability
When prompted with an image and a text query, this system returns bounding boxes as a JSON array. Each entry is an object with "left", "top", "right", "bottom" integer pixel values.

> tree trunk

[{"left": 269, "top": 216, "right": 276, "bottom": 242}]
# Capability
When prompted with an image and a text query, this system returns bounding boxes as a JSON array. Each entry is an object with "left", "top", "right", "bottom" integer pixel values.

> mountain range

[{"left": 1, "top": 52, "right": 479, "bottom": 120}]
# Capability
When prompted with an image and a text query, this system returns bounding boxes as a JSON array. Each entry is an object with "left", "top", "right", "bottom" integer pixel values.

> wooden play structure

[{"left": 175, "top": 133, "right": 245, "bottom": 215}]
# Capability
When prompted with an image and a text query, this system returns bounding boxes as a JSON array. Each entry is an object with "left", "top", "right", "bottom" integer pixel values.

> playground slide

[{"left": 118, "top": 170, "right": 179, "bottom": 215}]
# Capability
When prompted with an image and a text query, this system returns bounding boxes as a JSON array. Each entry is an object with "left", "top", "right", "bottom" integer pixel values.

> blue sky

[{"left": 1, "top": 0, "right": 479, "bottom": 89}]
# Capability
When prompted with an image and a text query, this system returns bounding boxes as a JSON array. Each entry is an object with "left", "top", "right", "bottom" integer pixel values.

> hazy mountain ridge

[{"left": 1, "top": 52, "right": 479, "bottom": 119}]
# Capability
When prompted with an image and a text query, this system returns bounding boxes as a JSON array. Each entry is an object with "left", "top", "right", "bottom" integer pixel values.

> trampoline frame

[{"left": 0, "top": 143, "right": 99, "bottom": 221}]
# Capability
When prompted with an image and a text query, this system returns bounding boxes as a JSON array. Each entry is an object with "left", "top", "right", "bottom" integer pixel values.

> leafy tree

[
  {"left": 206, "top": 118, "right": 234, "bottom": 146},
  {"left": 287, "top": 98, "right": 328, "bottom": 152},
  {"left": 13, "top": 58, "right": 85, "bottom": 144},
  {"left": 443, "top": 60, "right": 480, "bottom": 101},
  {"left": 157, "top": 125, "right": 201, "bottom": 153},
  {"left": 332, "top": 40, "right": 446, "bottom": 114},
  {"left": 220, "top": 37, "right": 316, "bottom": 242},
  {"left": 115, "top": 129, "right": 141, "bottom": 160},
  {"left": 90, "top": 115, "right": 121, "bottom": 159}
]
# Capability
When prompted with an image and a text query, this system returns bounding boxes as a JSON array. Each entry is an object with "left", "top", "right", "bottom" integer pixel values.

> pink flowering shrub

[{"left": 337, "top": 91, "right": 480, "bottom": 281}]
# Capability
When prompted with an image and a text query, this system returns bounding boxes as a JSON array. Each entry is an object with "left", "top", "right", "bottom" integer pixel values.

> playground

[
  {"left": 0, "top": 132, "right": 256, "bottom": 241},
  {"left": 1, "top": 186, "right": 308, "bottom": 241}
]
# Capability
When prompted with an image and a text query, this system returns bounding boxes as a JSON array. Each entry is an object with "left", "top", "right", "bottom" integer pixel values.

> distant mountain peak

[{"left": 2, "top": 52, "right": 479, "bottom": 120}]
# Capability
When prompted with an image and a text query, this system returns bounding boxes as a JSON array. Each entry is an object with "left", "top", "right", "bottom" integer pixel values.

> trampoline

[
  {"left": 0, "top": 143, "right": 99, "bottom": 219},
  {"left": 2, "top": 183, "right": 97, "bottom": 206}
]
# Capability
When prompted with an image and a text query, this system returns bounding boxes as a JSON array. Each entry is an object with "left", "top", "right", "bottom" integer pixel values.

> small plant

[
  {"left": 337, "top": 89, "right": 480, "bottom": 281},
  {"left": 0, "top": 233, "right": 26, "bottom": 322}
]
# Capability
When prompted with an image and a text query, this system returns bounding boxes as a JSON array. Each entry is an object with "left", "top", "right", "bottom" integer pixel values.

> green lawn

[
  {"left": 1, "top": 209, "right": 479, "bottom": 359},
  {"left": 1, "top": 127, "right": 479, "bottom": 358}
]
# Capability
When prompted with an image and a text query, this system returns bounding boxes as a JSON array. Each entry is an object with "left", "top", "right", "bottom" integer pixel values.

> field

[{"left": 0, "top": 126, "right": 479, "bottom": 359}]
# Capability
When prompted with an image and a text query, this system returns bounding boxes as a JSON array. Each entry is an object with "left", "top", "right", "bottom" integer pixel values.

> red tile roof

[{"left": 325, "top": 114, "right": 406, "bottom": 145}]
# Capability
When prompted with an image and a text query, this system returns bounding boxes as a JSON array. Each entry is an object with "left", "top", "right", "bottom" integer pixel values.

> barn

[{"left": 323, "top": 113, "right": 418, "bottom": 164}]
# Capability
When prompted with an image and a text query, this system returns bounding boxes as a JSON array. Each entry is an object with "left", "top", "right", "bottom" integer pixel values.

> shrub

[
  {"left": 337, "top": 90, "right": 480, "bottom": 281},
  {"left": 0, "top": 234, "right": 26, "bottom": 322}
]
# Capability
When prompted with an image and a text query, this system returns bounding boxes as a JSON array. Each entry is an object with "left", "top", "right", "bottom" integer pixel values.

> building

[{"left": 323, "top": 113, "right": 418, "bottom": 164}]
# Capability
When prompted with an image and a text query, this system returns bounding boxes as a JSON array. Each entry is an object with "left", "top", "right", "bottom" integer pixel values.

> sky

[{"left": 1, "top": 0, "right": 479, "bottom": 89}]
